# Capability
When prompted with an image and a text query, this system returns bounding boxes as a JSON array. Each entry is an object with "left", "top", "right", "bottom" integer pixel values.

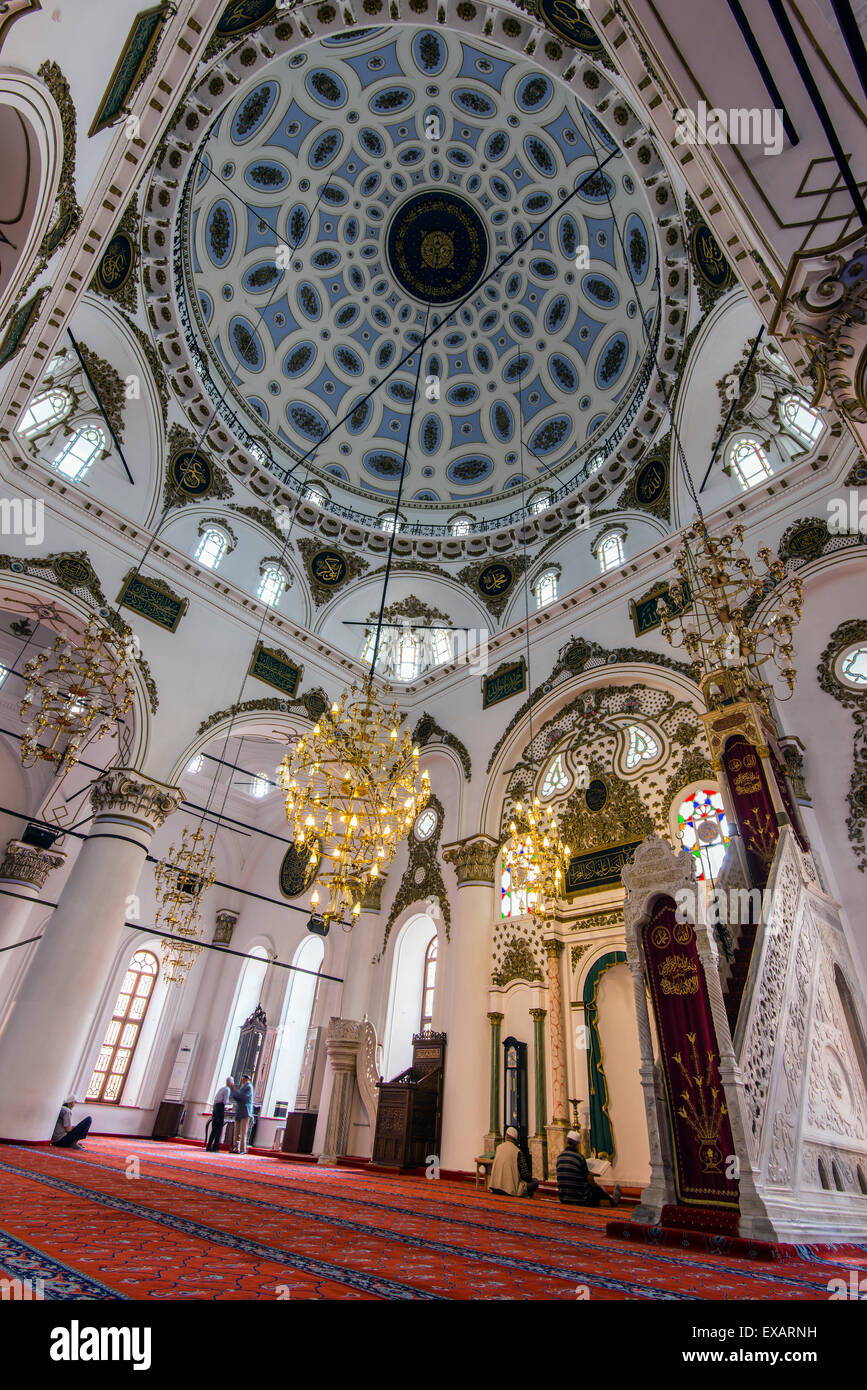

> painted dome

[{"left": 179, "top": 27, "right": 659, "bottom": 516}]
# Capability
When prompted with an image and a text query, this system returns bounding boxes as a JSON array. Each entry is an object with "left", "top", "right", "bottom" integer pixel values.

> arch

[
  {"left": 84, "top": 948, "right": 159, "bottom": 1104},
  {"left": 0, "top": 71, "right": 62, "bottom": 319},
  {"left": 582, "top": 950, "right": 627, "bottom": 1160},
  {"left": 264, "top": 934, "right": 324, "bottom": 1115},
  {"left": 381, "top": 910, "right": 438, "bottom": 1080},
  {"left": 211, "top": 943, "right": 270, "bottom": 1095}
]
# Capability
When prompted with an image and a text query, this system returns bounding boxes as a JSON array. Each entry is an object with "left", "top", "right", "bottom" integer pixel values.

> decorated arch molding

[{"left": 817, "top": 619, "right": 867, "bottom": 872}]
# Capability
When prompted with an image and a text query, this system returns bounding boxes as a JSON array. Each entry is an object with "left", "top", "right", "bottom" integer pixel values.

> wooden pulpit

[{"left": 372, "top": 1031, "right": 446, "bottom": 1169}]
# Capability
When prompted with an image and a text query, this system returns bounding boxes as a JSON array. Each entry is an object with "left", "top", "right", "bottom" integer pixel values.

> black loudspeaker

[
  {"left": 22, "top": 823, "right": 59, "bottom": 850},
  {"left": 307, "top": 915, "right": 330, "bottom": 937}
]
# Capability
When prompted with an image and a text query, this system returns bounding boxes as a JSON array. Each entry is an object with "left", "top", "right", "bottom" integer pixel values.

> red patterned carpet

[{"left": 0, "top": 1137, "right": 863, "bottom": 1300}]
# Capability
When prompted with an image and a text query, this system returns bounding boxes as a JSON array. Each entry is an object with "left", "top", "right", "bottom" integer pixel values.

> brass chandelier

[
  {"left": 153, "top": 823, "right": 216, "bottom": 984},
  {"left": 506, "top": 795, "right": 571, "bottom": 926},
  {"left": 19, "top": 613, "right": 135, "bottom": 776},
  {"left": 660, "top": 519, "right": 803, "bottom": 709},
  {"left": 279, "top": 686, "right": 430, "bottom": 928}
]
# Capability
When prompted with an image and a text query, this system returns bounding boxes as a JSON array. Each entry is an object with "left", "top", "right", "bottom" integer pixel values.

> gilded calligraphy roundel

[
  {"left": 536, "top": 0, "right": 604, "bottom": 51},
  {"left": 386, "top": 192, "right": 488, "bottom": 306},
  {"left": 279, "top": 842, "right": 319, "bottom": 899},
  {"left": 634, "top": 458, "right": 667, "bottom": 507},
  {"left": 689, "top": 222, "right": 731, "bottom": 289},
  {"left": 650, "top": 923, "right": 671, "bottom": 950},
  {"left": 476, "top": 561, "right": 514, "bottom": 601},
  {"left": 216, "top": 0, "right": 277, "bottom": 37},
  {"left": 95, "top": 231, "right": 136, "bottom": 296},
  {"left": 170, "top": 449, "right": 212, "bottom": 497},
  {"left": 310, "top": 549, "right": 347, "bottom": 588}
]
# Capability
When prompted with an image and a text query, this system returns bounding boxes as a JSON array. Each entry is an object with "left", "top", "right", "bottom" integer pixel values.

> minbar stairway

[{"left": 722, "top": 904, "right": 760, "bottom": 1035}]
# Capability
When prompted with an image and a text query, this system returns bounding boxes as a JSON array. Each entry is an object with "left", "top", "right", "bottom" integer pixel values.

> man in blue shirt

[{"left": 229, "top": 1073, "right": 254, "bottom": 1154}]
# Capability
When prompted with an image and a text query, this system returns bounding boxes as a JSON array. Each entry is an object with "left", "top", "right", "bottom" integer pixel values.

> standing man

[
  {"left": 207, "top": 1077, "right": 232, "bottom": 1152},
  {"left": 229, "top": 1073, "right": 255, "bottom": 1154},
  {"left": 556, "top": 1130, "right": 622, "bottom": 1207}
]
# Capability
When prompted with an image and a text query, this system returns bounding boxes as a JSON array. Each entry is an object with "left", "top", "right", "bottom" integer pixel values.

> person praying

[
  {"left": 489, "top": 1126, "right": 539, "bottom": 1198},
  {"left": 556, "top": 1131, "right": 622, "bottom": 1207},
  {"left": 51, "top": 1096, "right": 92, "bottom": 1150}
]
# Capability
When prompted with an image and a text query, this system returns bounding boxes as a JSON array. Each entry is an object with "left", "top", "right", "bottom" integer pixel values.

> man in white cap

[
  {"left": 556, "top": 1130, "right": 621, "bottom": 1207},
  {"left": 50, "top": 1096, "right": 92, "bottom": 1150},
  {"left": 489, "top": 1126, "right": 539, "bottom": 1198}
]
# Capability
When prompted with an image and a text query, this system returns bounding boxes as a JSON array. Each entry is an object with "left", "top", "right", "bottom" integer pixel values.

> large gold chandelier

[
  {"left": 19, "top": 614, "right": 135, "bottom": 775},
  {"left": 660, "top": 519, "right": 803, "bottom": 709},
  {"left": 154, "top": 824, "right": 216, "bottom": 984},
  {"left": 279, "top": 684, "right": 430, "bottom": 928},
  {"left": 506, "top": 795, "right": 571, "bottom": 925}
]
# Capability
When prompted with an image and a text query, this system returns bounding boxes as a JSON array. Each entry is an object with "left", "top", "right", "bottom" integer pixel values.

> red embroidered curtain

[
  {"left": 722, "top": 734, "right": 778, "bottom": 888},
  {"left": 642, "top": 896, "right": 740, "bottom": 1213}
]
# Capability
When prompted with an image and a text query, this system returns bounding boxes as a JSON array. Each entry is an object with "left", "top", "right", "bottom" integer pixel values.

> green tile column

[
  {"left": 529, "top": 1007, "right": 549, "bottom": 1180},
  {"left": 486, "top": 1011, "right": 504, "bottom": 1149}
]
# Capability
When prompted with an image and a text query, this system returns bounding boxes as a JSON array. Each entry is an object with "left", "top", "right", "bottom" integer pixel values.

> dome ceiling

[{"left": 179, "top": 27, "right": 660, "bottom": 516}]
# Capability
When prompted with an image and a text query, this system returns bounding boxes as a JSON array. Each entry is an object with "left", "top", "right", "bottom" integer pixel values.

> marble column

[
  {"left": 0, "top": 768, "right": 181, "bottom": 1141},
  {"left": 440, "top": 834, "right": 498, "bottom": 1170},
  {"left": 0, "top": 838, "right": 67, "bottom": 1004},
  {"left": 485, "top": 1010, "right": 503, "bottom": 1152},
  {"left": 625, "top": 939, "right": 676, "bottom": 1223},
  {"left": 529, "top": 1007, "right": 548, "bottom": 1180},
  {"left": 317, "top": 1017, "right": 363, "bottom": 1165},
  {"left": 544, "top": 938, "right": 569, "bottom": 1167}
]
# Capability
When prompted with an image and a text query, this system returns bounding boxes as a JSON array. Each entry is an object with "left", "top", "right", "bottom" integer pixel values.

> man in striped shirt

[{"left": 556, "top": 1131, "right": 622, "bottom": 1207}]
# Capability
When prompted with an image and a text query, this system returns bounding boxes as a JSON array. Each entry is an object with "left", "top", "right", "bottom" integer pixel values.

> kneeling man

[
  {"left": 489, "top": 1126, "right": 539, "bottom": 1198},
  {"left": 556, "top": 1131, "right": 622, "bottom": 1207}
]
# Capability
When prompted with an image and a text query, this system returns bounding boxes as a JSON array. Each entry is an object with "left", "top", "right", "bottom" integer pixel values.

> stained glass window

[
  {"left": 86, "top": 949, "right": 159, "bottom": 1103},
  {"left": 501, "top": 835, "right": 539, "bottom": 918},
  {"left": 541, "top": 753, "right": 569, "bottom": 799},
  {"left": 18, "top": 387, "right": 74, "bottom": 439},
  {"left": 780, "top": 394, "right": 824, "bottom": 449},
  {"left": 414, "top": 807, "right": 438, "bottom": 841},
  {"left": 677, "top": 787, "right": 730, "bottom": 881},
  {"left": 839, "top": 645, "right": 867, "bottom": 687},
  {"left": 728, "top": 436, "right": 772, "bottom": 490},
  {"left": 52, "top": 425, "right": 105, "bottom": 482},
  {"left": 420, "top": 937, "right": 437, "bottom": 1032},
  {"left": 625, "top": 724, "right": 660, "bottom": 769}
]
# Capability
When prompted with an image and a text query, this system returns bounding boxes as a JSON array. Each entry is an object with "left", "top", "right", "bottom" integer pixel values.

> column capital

[
  {"left": 90, "top": 768, "right": 182, "bottom": 830},
  {"left": 543, "top": 938, "right": 564, "bottom": 960},
  {"left": 442, "top": 834, "right": 498, "bottom": 886},
  {"left": 487, "top": 1011, "right": 504, "bottom": 1024},
  {"left": 529, "top": 1007, "right": 547, "bottom": 1021},
  {"left": 0, "top": 838, "right": 66, "bottom": 890}
]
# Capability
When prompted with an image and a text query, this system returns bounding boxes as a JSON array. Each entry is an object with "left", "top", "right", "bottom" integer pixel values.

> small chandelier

[
  {"left": 660, "top": 519, "right": 803, "bottom": 709},
  {"left": 506, "top": 795, "right": 570, "bottom": 925},
  {"left": 279, "top": 683, "right": 430, "bottom": 927},
  {"left": 19, "top": 613, "right": 135, "bottom": 775},
  {"left": 154, "top": 823, "right": 216, "bottom": 984}
]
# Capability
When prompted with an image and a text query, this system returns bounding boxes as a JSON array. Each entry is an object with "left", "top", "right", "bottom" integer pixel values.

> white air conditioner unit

[{"left": 164, "top": 1032, "right": 199, "bottom": 1103}]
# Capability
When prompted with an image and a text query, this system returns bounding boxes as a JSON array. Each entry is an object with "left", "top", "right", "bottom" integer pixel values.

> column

[
  {"left": 0, "top": 768, "right": 181, "bottom": 1141},
  {"left": 339, "top": 875, "right": 386, "bottom": 1023},
  {"left": 440, "top": 834, "right": 498, "bottom": 1171},
  {"left": 626, "top": 939, "right": 676, "bottom": 1224},
  {"left": 0, "top": 837, "right": 67, "bottom": 1003},
  {"left": 529, "top": 1007, "right": 548, "bottom": 1180},
  {"left": 316, "top": 1017, "right": 362, "bottom": 1165},
  {"left": 544, "top": 938, "right": 569, "bottom": 1167},
  {"left": 484, "top": 1010, "right": 503, "bottom": 1153}
]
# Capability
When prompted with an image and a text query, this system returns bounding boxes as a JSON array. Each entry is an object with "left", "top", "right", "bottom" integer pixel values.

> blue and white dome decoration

[{"left": 182, "top": 28, "right": 658, "bottom": 508}]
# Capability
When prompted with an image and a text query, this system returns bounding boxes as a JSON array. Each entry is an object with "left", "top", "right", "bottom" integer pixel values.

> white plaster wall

[{"left": 595, "top": 962, "right": 651, "bottom": 1187}]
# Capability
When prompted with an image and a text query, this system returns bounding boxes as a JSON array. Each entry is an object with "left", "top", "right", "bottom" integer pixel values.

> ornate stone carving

[
  {"left": 442, "top": 834, "right": 498, "bottom": 885},
  {"left": 355, "top": 1019, "right": 380, "bottom": 1130},
  {"left": 319, "top": 1017, "right": 363, "bottom": 1165},
  {"left": 0, "top": 839, "right": 66, "bottom": 890},
  {"left": 214, "top": 908, "right": 238, "bottom": 945},
  {"left": 361, "top": 875, "right": 386, "bottom": 912},
  {"left": 492, "top": 936, "right": 543, "bottom": 987},
  {"left": 90, "top": 768, "right": 181, "bottom": 828},
  {"left": 817, "top": 619, "right": 867, "bottom": 871},
  {"left": 196, "top": 687, "right": 330, "bottom": 737},
  {"left": 412, "top": 712, "right": 472, "bottom": 782},
  {"left": 296, "top": 536, "right": 370, "bottom": 606}
]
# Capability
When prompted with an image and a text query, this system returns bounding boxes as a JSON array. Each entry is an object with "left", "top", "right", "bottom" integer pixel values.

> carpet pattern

[{"left": 0, "top": 1138, "right": 863, "bottom": 1301}]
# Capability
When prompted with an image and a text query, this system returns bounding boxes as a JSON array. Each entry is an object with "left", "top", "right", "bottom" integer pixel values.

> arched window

[
  {"left": 195, "top": 528, "right": 228, "bottom": 570},
  {"left": 534, "top": 569, "right": 558, "bottom": 609},
  {"left": 598, "top": 532, "right": 625, "bottom": 572},
  {"left": 258, "top": 565, "right": 288, "bottom": 608},
  {"left": 379, "top": 512, "right": 405, "bottom": 534},
  {"left": 676, "top": 787, "right": 730, "bottom": 881},
  {"left": 18, "top": 387, "right": 74, "bottom": 440},
  {"left": 265, "top": 935, "right": 324, "bottom": 1115},
  {"left": 780, "top": 394, "right": 824, "bottom": 450},
  {"left": 428, "top": 626, "right": 453, "bottom": 667},
  {"left": 625, "top": 723, "right": 660, "bottom": 769},
  {"left": 52, "top": 425, "right": 105, "bottom": 482},
  {"left": 587, "top": 450, "right": 606, "bottom": 474},
  {"left": 541, "top": 753, "right": 569, "bottom": 799},
  {"left": 530, "top": 491, "right": 551, "bottom": 514},
  {"left": 0, "top": 662, "right": 9, "bottom": 689},
  {"left": 420, "top": 936, "right": 437, "bottom": 1031},
  {"left": 213, "top": 945, "right": 269, "bottom": 1092},
  {"left": 186, "top": 754, "right": 203, "bottom": 774},
  {"left": 449, "top": 514, "right": 472, "bottom": 535},
  {"left": 85, "top": 950, "right": 159, "bottom": 1104},
  {"left": 396, "top": 631, "right": 421, "bottom": 681},
  {"left": 249, "top": 772, "right": 270, "bottom": 798},
  {"left": 382, "top": 912, "right": 437, "bottom": 1078},
  {"left": 727, "top": 436, "right": 772, "bottom": 490},
  {"left": 302, "top": 483, "right": 328, "bottom": 507}
]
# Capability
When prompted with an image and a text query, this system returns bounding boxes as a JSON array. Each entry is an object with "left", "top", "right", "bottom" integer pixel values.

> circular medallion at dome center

[{"left": 386, "top": 191, "right": 488, "bottom": 305}]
